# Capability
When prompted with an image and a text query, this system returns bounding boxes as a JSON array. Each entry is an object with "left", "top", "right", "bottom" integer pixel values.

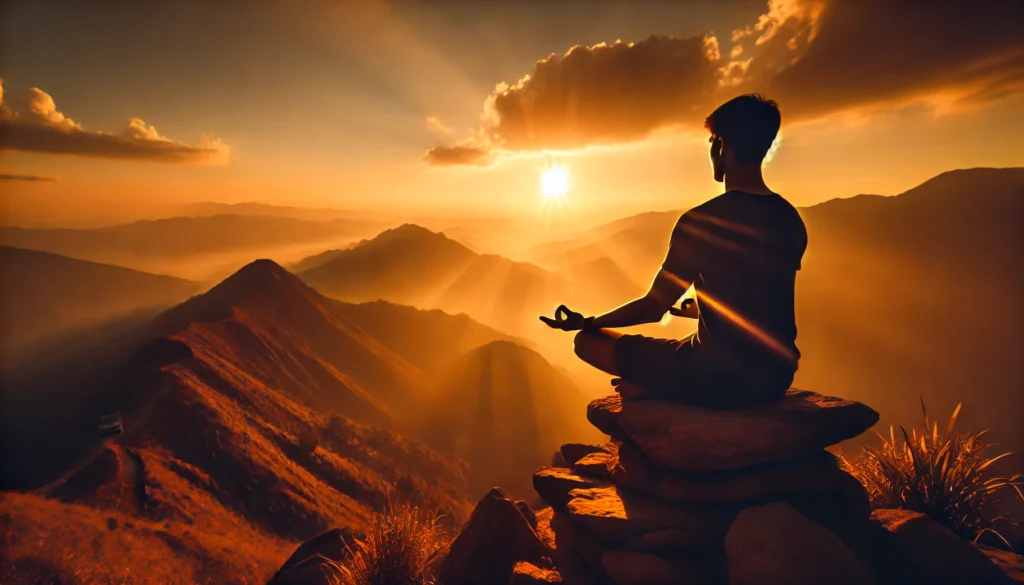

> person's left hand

[{"left": 539, "top": 305, "right": 586, "bottom": 331}]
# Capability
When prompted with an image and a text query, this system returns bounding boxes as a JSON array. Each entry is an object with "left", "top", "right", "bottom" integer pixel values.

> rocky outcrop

[
  {"left": 270, "top": 528, "right": 358, "bottom": 585},
  {"left": 871, "top": 509, "right": 1013, "bottom": 585},
  {"left": 436, "top": 488, "right": 549, "bottom": 585},
  {"left": 525, "top": 389, "right": 885, "bottom": 585}
]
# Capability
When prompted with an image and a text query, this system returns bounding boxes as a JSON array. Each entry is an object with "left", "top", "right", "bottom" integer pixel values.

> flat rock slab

[
  {"left": 565, "top": 485, "right": 735, "bottom": 548},
  {"left": 725, "top": 502, "right": 877, "bottom": 585},
  {"left": 512, "top": 562, "right": 564, "bottom": 584},
  {"left": 588, "top": 391, "right": 878, "bottom": 471},
  {"left": 561, "top": 443, "right": 614, "bottom": 466},
  {"left": 602, "top": 550, "right": 722, "bottom": 585},
  {"left": 613, "top": 442, "right": 844, "bottom": 503},
  {"left": 872, "top": 509, "right": 1013, "bottom": 585},
  {"left": 573, "top": 451, "right": 616, "bottom": 480},
  {"left": 534, "top": 467, "right": 610, "bottom": 512}
]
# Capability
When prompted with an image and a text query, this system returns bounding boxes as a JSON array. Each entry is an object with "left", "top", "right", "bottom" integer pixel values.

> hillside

[
  {"left": 298, "top": 224, "right": 565, "bottom": 337},
  {"left": 420, "top": 340, "right": 601, "bottom": 498},
  {"left": 0, "top": 246, "right": 197, "bottom": 353},
  {"left": 526, "top": 167, "right": 1024, "bottom": 457}
]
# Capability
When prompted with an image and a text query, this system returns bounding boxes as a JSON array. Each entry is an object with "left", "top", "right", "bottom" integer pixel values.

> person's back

[
  {"left": 541, "top": 94, "right": 804, "bottom": 409},
  {"left": 670, "top": 190, "right": 807, "bottom": 396}
]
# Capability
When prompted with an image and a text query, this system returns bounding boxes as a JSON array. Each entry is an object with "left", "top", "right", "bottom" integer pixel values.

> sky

[{"left": 1, "top": 0, "right": 1022, "bottom": 227}]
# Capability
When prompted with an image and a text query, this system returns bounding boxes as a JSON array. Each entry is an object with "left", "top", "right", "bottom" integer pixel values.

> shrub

[
  {"left": 324, "top": 500, "right": 450, "bottom": 585},
  {"left": 841, "top": 399, "right": 1023, "bottom": 544}
]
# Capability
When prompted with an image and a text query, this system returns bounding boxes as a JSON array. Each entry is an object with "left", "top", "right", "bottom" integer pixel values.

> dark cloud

[
  {"left": 423, "top": 144, "right": 493, "bottom": 166},
  {"left": 738, "top": 0, "right": 1024, "bottom": 120},
  {"left": 0, "top": 80, "right": 229, "bottom": 164},
  {"left": 0, "top": 173, "right": 57, "bottom": 181},
  {"left": 427, "top": 0, "right": 1023, "bottom": 164}
]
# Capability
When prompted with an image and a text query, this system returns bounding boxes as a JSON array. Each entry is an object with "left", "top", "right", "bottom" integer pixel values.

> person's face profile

[{"left": 709, "top": 135, "right": 725, "bottom": 182}]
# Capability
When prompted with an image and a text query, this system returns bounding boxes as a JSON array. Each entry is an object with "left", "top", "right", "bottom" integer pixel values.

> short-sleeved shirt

[{"left": 663, "top": 190, "right": 807, "bottom": 375}]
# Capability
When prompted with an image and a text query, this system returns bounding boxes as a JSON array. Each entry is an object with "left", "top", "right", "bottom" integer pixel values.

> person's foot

[{"left": 610, "top": 378, "right": 648, "bottom": 400}]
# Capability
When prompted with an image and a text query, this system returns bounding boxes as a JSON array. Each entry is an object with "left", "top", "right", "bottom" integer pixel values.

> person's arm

[{"left": 588, "top": 267, "right": 692, "bottom": 329}]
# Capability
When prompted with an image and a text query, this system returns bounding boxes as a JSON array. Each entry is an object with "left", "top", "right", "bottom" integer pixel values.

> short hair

[{"left": 704, "top": 94, "right": 781, "bottom": 164}]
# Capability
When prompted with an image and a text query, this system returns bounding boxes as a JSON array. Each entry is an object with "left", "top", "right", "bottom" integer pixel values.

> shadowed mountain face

[
  {"left": 298, "top": 224, "right": 565, "bottom": 338},
  {"left": 421, "top": 340, "right": 601, "bottom": 498},
  {"left": 529, "top": 168, "right": 1024, "bottom": 458},
  {"left": 0, "top": 246, "right": 197, "bottom": 354}
]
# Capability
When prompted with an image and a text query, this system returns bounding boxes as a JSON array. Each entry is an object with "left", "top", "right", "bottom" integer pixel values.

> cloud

[
  {"left": 731, "top": 0, "right": 1024, "bottom": 120},
  {"left": 426, "top": 0, "right": 1023, "bottom": 165},
  {"left": 0, "top": 173, "right": 57, "bottom": 182},
  {"left": 423, "top": 144, "right": 492, "bottom": 166},
  {"left": 0, "top": 79, "right": 230, "bottom": 164}
]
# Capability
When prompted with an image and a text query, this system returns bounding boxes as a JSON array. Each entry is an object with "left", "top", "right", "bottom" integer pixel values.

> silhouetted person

[{"left": 541, "top": 94, "right": 806, "bottom": 408}]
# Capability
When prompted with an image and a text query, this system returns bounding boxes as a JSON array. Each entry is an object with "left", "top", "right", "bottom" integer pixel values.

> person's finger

[
  {"left": 539, "top": 316, "right": 559, "bottom": 328},
  {"left": 555, "top": 304, "right": 570, "bottom": 321}
]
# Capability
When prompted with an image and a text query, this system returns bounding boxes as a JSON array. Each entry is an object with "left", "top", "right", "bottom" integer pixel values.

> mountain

[
  {"left": 525, "top": 167, "right": 1024, "bottom": 457},
  {"left": 0, "top": 214, "right": 384, "bottom": 278},
  {"left": 298, "top": 224, "right": 566, "bottom": 338},
  {"left": 1, "top": 260, "right": 475, "bottom": 582},
  {"left": 420, "top": 340, "right": 601, "bottom": 498},
  {"left": 0, "top": 246, "right": 197, "bottom": 353}
]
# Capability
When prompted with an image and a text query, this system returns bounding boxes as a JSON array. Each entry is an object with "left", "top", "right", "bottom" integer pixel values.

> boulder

[
  {"left": 976, "top": 545, "right": 1024, "bottom": 583},
  {"left": 534, "top": 467, "right": 609, "bottom": 512},
  {"left": 725, "top": 502, "right": 877, "bottom": 585},
  {"left": 783, "top": 471, "right": 877, "bottom": 568},
  {"left": 272, "top": 527, "right": 357, "bottom": 580},
  {"left": 517, "top": 500, "right": 539, "bottom": 529},
  {"left": 268, "top": 554, "right": 334, "bottom": 585},
  {"left": 512, "top": 561, "right": 564, "bottom": 584},
  {"left": 549, "top": 512, "right": 607, "bottom": 568},
  {"left": 565, "top": 485, "right": 735, "bottom": 548},
  {"left": 613, "top": 442, "right": 845, "bottom": 502},
  {"left": 437, "top": 488, "right": 549, "bottom": 585},
  {"left": 573, "top": 451, "right": 616, "bottom": 481},
  {"left": 601, "top": 550, "right": 722, "bottom": 585},
  {"left": 587, "top": 391, "right": 878, "bottom": 471},
  {"left": 561, "top": 443, "right": 613, "bottom": 467},
  {"left": 552, "top": 450, "right": 570, "bottom": 468},
  {"left": 871, "top": 509, "right": 1012, "bottom": 585}
]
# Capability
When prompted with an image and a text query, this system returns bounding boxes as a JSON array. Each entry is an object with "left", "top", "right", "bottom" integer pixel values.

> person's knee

[{"left": 573, "top": 330, "right": 588, "bottom": 359}]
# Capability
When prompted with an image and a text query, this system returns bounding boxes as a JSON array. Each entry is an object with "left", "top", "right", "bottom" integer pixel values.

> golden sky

[{"left": 1, "top": 0, "right": 1022, "bottom": 227}]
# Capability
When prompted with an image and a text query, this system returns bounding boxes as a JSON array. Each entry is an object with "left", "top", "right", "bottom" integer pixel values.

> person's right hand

[
  {"left": 668, "top": 298, "right": 698, "bottom": 319},
  {"left": 539, "top": 304, "right": 586, "bottom": 331}
]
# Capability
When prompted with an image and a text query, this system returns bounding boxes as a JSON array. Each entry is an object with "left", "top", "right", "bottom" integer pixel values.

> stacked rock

[{"left": 531, "top": 390, "right": 883, "bottom": 585}]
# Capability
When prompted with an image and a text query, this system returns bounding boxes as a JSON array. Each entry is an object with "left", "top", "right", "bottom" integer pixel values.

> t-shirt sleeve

[
  {"left": 793, "top": 213, "right": 808, "bottom": 270},
  {"left": 661, "top": 213, "right": 701, "bottom": 282}
]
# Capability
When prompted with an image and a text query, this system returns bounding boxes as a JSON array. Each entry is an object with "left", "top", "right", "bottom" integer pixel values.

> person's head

[{"left": 704, "top": 94, "right": 781, "bottom": 182}]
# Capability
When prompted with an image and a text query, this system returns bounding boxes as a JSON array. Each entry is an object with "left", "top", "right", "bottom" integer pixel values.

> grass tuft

[
  {"left": 841, "top": 398, "right": 1023, "bottom": 544},
  {"left": 324, "top": 499, "right": 450, "bottom": 585}
]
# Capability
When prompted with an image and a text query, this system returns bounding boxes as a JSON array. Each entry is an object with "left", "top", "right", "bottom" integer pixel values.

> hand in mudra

[{"left": 539, "top": 305, "right": 587, "bottom": 331}]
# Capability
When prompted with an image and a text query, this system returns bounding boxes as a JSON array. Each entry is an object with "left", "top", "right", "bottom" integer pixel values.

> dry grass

[
  {"left": 324, "top": 500, "right": 451, "bottom": 585},
  {"left": 841, "top": 399, "right": 1023, "bottom": 544}
]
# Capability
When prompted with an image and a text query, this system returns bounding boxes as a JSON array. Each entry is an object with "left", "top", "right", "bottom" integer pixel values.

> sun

[{"left": 540, "top": 165, "right": 570, "bottom": 199}]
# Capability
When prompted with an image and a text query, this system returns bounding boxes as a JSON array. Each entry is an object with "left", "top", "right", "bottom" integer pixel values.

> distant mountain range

[
  {"left": 1, "top": 259, "right": 592, "bottom": 581},
  {"left": 297, "top": 224, "right": 566, "bottom": 338},
  {"left": 528, "top": 167, "right": 1024, "bottom": 457},
  {"left": 0, "top": 246, "right": 198, "bottom": 353}
]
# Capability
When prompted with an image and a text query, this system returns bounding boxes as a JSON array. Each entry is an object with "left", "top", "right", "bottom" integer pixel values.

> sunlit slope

[
  {"left": 421, "top": 340, "right": 601, "bottom": 498},
  {"left": 0, "top": 246, "right": 197, "bottom": 352},
  {"left": 298, "top": 224, "right": 566, "bottom": 338}
]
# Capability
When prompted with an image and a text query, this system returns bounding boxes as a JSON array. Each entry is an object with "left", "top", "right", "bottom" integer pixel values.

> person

[{"left": 540, "top": 94, "right": 807, "bottom": 409}]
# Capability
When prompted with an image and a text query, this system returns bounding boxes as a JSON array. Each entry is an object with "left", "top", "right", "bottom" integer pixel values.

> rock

[
  {"left": 268, "top": 554, "right": 334, "bottom": 585},
  {"left": 518, "top": 500, "right": 539, "bottom": 529},
  {"left": 512, "top": 561, "right": 564, "bottom": 584},
  {"left": 573, "top": 451, "right": 616, "bottom": 480},
  {"left": 587, "top": 391, "right": 878, "bottom": 471},
  {"left": 783, "top": 471, "right": 877, "bottom": 569},
  {"left": 601, "top": 550, "right": 722, "bottom": 585},
  {"left": 613, "top": 442, "right": 845, "bottom": 502},
  {"left": 976, "top": 545, "right": 1024, "bottom": 583},
  {"left": 534, "top": 467, "right": 609, "bottom": 512},
  {"left": 565, "top": 485, "right": 735, "bottom": 549},
  {"left": 549, "top": 512, "right": 607, "bottom": 568},
  {"left": 437, "top": 488, "right": 549, "bottom": 585},
  {"left": 275, "top": 527, "right": 357, "bottom": 575},
  {"left": 725, "top": 502, "right": 877, "bottom": 585},
  {"left": 871, "top": 509, "right": 1012, "bottom": 585},
  {"left": 552, "top": 450, "right": 570, "bottom": 468},
  {"left": 561, "top": 443, "right": 612, "bottom": 466}
]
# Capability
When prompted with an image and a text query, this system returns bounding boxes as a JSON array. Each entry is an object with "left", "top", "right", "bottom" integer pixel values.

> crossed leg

[{"left": 573, "top": 329, "right": 649, "bottom": 399}]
